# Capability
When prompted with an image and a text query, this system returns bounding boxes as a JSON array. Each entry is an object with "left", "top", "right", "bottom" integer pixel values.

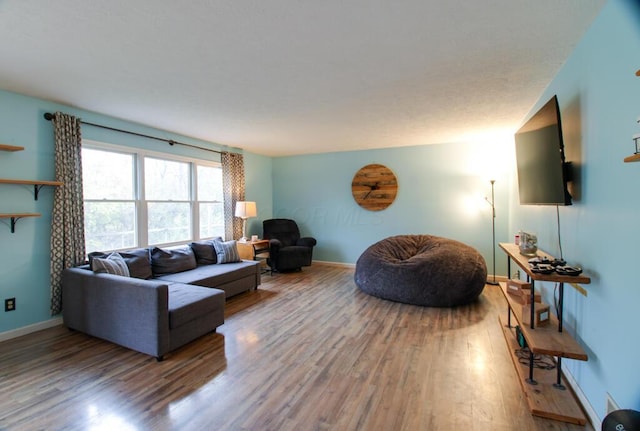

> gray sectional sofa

[{"left": 61, "top": 240, "right": 261, "bottom": 360}]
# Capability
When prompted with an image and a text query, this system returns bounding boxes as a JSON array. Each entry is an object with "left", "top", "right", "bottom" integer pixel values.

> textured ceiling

[{"left": 0, "top": 1, "right": 605, "bottom": 156}]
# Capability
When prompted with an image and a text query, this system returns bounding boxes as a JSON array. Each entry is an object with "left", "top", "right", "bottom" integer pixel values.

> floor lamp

[{"left": 486, "top": 180, "right": 499, "bottom": 285}]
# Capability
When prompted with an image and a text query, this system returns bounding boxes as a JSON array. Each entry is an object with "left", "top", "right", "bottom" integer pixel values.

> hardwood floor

[{"left": 0, "top": 264, "right": 593, "bottom": 431}]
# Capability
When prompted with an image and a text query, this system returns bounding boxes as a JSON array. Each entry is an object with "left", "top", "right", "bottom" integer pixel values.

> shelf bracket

[
  {"left": 1, "top": 214, "right": 41, "bottom": 233},
  {"left": 10, "top": 216, "right": 21, "bottom": 233},
  {"left": 34, "top": 184, "right": 44, "bottom": 201}
]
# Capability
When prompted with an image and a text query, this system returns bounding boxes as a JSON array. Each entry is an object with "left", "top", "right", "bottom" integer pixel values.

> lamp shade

[{"left": 235, "top": 201, "right": 257, "bottom": 219}]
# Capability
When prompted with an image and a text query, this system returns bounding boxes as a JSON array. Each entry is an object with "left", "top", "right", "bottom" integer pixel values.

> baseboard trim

[
  {"left": 563, "top": 367, "right": 599, "bottom": 429},
  {"left": 313, "top": 260, "right": 356, "bottom": 269},
  {"left": 312, "top": 264, "right": 510, "bottom": 278},
  {"left": 487, "top": 274, "right": 509, "bottom": 284},
  {"left": 0, "top": 317, "right": 63, "bottom": 342}
]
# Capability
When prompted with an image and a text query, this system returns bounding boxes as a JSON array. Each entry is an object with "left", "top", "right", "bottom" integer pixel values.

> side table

[{"left": 237, "top": 239, "right": 271, "bottom": 275}]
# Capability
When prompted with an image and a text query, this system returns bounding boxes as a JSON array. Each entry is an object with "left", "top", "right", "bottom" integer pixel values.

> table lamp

[{"left": 235, "top": 201, "right": 257, "bottom": 242}]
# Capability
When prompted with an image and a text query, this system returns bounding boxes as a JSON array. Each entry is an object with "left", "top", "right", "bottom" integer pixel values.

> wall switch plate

[{"left": 5, "top": 298, "right": 15, "bottom": 312}]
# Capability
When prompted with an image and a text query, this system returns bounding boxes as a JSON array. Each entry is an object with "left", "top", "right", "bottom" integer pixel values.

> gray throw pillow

[
  {"left": 151, "top": 246, "right": 197, "bottom": 275},
  {"left": 92, "top": 252, "right": 130, "bottom": 277},
  {"left": 89, "top": 248, "right": 152, "bottom": 279},
  {"left": 213, "top": 240, "right": 241, "bottom": 264},
  {"left": 190, "top": 237, "right": 222, "bottom": 265},
  {"left": 120, "top": 248, "right": 153, "bottom": 279}
]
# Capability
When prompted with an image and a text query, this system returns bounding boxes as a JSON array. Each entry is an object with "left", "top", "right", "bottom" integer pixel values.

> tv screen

[{"left": 514, "top": 95, "right": 572, "bottom": 206}]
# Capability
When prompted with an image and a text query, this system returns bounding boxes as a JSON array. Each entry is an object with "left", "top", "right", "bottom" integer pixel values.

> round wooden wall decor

[{"left": 351, "top": 164, "right": 398, "bottom": 211}]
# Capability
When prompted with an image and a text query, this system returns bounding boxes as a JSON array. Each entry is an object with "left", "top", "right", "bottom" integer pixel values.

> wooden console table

[{"left": 498, "top": 242, "right": 590, "bottom": 425}]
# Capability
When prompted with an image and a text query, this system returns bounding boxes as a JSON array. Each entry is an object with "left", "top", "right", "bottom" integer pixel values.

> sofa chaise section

[
  {"left": 167, "top": 282, "right": 225, "bottom": 354},
  {"left": 62, "top": 268, "right": 225, "bottom": 360}
]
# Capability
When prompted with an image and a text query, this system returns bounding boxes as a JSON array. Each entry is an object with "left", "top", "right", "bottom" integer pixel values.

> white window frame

[{"left": 82, "top": 139, "right": 223, "bottom": 251}]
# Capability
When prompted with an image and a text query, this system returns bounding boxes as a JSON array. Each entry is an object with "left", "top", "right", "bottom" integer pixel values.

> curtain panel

[
  {"left": 221, "top": 152, "right": 245, "bottom": 241},
  {"left": 50, "top": 112, "right": 85, "bottom": 315}
]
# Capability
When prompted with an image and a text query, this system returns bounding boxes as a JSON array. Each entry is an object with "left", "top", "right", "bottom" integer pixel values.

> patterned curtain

[
  {"left": 221, "top": 152, "right": 245, "bottom": 241},
  {"left": 50, "top": 112, "right": 85, "bottom": 315}
]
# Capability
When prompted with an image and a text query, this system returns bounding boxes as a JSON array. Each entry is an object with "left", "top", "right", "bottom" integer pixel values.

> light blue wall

[
  {"left": 244, "top": 151, "right": 274, "bottom": 237},
  {"left": 272, "top": 141, "right": 513, "bottom": 272},
  {"left": 508, "top": 0, "right": 640, "bottom": 420},
  {"left": 0, "top": 89, "right": 269, "bottom": 333}
]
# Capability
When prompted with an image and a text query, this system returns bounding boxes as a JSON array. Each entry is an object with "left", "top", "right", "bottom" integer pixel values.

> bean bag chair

[{"left": 355, "top": 235, "right": 486, "bottom": 307}]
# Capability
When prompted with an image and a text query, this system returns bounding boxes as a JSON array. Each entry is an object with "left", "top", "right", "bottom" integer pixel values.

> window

[
  {"left": 197, "top": 165, "right": 224, "bottom": 238},
  {"left": 83, "top": 149, "right": 136, "bottom": 251},
  {"left": 82, "top": 142, "right": 224, "bottom": 253},
  {"left": 145, "top": 157, "right": 191, "bottom": 244}
]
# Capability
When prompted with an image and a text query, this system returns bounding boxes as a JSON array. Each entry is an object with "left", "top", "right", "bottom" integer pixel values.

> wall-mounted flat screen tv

[{"left": 514, "top": 95, "right": 572, "bottom": 206}]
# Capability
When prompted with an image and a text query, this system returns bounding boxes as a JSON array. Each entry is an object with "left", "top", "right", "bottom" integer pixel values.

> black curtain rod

[{"left": 43, "top": 112, "right": 222, "bottom": 155}]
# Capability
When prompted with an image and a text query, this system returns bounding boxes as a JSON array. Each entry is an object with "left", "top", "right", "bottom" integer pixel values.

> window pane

[
  {"left": 145, "top": 157, "right": 189, "bottom": 201},
  {"left": 84, "top": 201, "right": 136, "bottom": 251},
  {"left": 199, "top": 202, "right": 224, "bottom": 238},
  {"left": 197, "top": 165, "right": 223, "bottom": 202},
  {"left": 82, "top": 148, "right": 134, "bottom": 200},
  {"left": 148, "top": 202, "right": 191, "bottom": 244}
]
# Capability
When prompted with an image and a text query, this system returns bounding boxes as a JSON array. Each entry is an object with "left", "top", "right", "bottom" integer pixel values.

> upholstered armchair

[{"left": 263, "top": 219, "right": 317, "bottom": 272}]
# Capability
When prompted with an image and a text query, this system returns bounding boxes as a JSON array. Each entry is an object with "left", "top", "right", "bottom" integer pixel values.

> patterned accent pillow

[
  {"left": 91, "top": 252, "right": 130, "bottom": 277},
  {"left": 213, "top": 240, "right": 241, "bottom": 264},
  {"left": 89, "top": 248, "right": 152, "bottom": 279}
]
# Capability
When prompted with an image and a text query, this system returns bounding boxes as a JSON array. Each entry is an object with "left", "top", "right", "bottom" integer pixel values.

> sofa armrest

[
  {"left": 268, "top": 238, "right": 283, "bottom": 254},
  {"left": 297, "top": 237, "right": 317, "bottom": 248},
  {"left": 62, "top": 267, "right": 170, "bottom": 359}
]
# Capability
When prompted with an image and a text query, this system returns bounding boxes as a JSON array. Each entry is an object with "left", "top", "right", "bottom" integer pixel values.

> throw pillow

[
  {"left": 120, "top": 248, "right": 153, "bottom": 279},
  {"left": 213, "top": 239, "right": 241, "bottom": 264},
  {"left": 150, "top": 246, "right": 197, "bottom": 275},
  {"left": 190, "top": 237, "right": 222, "bottom": 265},
  {"left": 89, "top": 248, "right": 152, "bottom": 279},
  {"left": 92, "top": 252, "right": 130, "bottom": 277}
]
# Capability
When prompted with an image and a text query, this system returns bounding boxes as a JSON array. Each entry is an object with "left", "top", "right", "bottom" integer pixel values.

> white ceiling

[{"left": 0, "top": 1, "right": 606, "bottom": 156}]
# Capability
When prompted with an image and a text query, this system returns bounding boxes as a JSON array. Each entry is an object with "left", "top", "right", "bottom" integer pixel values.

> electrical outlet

[{"left": 5, "top": 298, "right": 16, "bottom": 312}]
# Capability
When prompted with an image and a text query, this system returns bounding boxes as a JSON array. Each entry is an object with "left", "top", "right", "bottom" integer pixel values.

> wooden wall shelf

[
  {"left": 499, "top": 243, "right": 591, "bottom": 285},
  {"left": 1, "top": 146, "right": 54, "bottom": 232},
  {"left": 0, "top": 213, "right": 41, "bottom": 233},
  {"left": 0, "top": 178, "right": 63, "bottom": 200},
  {"left": 624, "top": 153, "right": 640, "bottom": 163},
  {"left": 0, "top": 144, "right": 25, "bottom": 152}
]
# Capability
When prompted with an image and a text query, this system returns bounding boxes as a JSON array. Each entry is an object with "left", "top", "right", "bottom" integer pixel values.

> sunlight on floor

[
  {"left": 235, "top": 329, "right": 260, "bottom": 347},
  {"left": 87, "top": 404, "right": 137, "bottom": 431}
]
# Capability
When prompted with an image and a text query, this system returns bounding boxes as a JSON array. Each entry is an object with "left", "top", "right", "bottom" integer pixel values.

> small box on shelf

[
  {"left": 521, "top": 302, "right": 551, "bottom": 326},
  {"left": 511, "top": 290, "right": 541, "bottom": 305},
  {"left": 507, "top": 280, "right": 542, "bottom": 304},
  {"left": 507, "top": 279, "right": 530, "bottom": 293}
]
